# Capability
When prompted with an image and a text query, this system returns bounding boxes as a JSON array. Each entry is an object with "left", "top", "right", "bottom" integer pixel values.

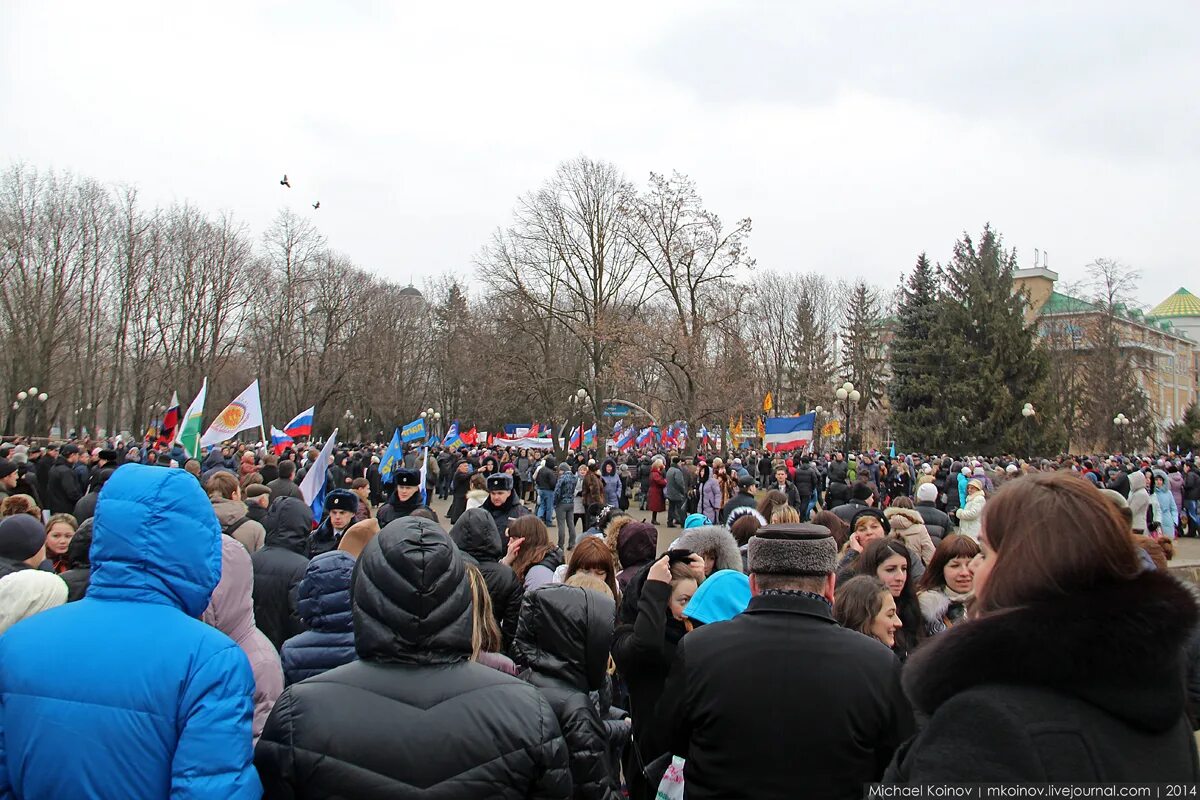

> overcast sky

[{"left": 3, "top": 1, "right": 1196, "bottom": 309}]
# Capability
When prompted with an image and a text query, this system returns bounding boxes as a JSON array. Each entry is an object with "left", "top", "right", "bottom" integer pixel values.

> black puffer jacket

[
  {"left": 255, "top": 517, "right": 572, "bottom": 799},
  {"left": 451, "top": 508, "right": 523, "bottom": 648},
  {"left": 251, "top": 497, "right": 312, "bottom": 651},
  {"left": 60, "top": 518, "right": 93, "bottom": 602},
  {"left": 515, "top": 585, "right": 621, "bottom": 800}
]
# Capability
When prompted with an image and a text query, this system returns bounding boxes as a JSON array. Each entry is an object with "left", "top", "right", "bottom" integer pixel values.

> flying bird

[
  {"left": 312, "top": 201, "right": 320, "bottom": 210},
  {"left": 280, "top": 174, "right": 290, "bottom": 188}
]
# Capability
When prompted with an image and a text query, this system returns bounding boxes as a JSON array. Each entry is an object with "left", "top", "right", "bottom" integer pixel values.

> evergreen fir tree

[
  {"left": 840, "top": 281, "right": 884, "bottom": 449},
  {"left": 939, "top": 225, "right": 1057, "bottom": 454},
  {"left": 888, "top": 253, "right": 946, "bottom": 452}
]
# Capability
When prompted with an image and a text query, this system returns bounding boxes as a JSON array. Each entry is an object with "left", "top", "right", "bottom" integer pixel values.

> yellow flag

[
  {"left": 822, "top": 419, "right": 842, "bottom": 436},
  {"left": 756, "top": 416, "right": 765, "bottom": 439},
  {"left": 763, "top": 392, "right": 773, "bottom": 412}
]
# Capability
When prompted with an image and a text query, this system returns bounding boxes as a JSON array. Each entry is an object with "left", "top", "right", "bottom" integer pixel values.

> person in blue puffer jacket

[
  {"left": 0, "top": 463, "right": 260, "bottom": 799},
  {"left": 280, "top": 550, "right": 357, "bottom": 685}
]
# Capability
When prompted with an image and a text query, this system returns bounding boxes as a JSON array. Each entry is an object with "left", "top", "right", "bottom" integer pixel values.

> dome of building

[
  {"left": 1149, "top": 287, "right": 1200, "bottom": 318},
  {"left": 398, "top": 284, "right": 424, "bottom": 299}
]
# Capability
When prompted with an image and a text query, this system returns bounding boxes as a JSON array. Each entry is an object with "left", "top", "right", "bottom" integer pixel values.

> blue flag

[
  {"left": 380, "top": 429, "right": 403, "bottom": 480},
  {"left": 401, "top": 417, "right": 427, "bottom": 442}
]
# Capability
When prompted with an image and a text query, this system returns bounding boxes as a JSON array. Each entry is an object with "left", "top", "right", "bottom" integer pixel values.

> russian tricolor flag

[
  {"left": 617, "top": 426, "right": 636, "bottom": 451},
  {"left": 284, "top": 406, "right": 315, "bottom": 439},
  {"left": 270, "top": 426, "right": 294, "bottom": 455},
  {"left": 636, "top": 426, "right": 656, "bottom": 447}
]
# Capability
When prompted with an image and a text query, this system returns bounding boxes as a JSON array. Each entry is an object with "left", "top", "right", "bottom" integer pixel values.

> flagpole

[{"left": 259, "top": 424, "right": 267, "bottom": 449}]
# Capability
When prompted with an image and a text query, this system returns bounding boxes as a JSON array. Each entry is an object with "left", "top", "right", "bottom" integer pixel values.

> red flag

[{"left": 463, "top": 426, "right": 478, "bottom": 446}]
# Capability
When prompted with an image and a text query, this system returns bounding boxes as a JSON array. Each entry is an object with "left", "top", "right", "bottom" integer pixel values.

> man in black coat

[
  {"left": 255, "top": 516, "right": 571, "bottom": 798},
  {"left": 657, "top": 523, "right": 912, "bottom": 800},
  {"left": 479, "top": 473, "right": 529, "bottom": 544},
  {"left": 831, "top": 481, "right": 876, "bottom": 524},
  {"left": 251, "top": 497, "right": 312, "bottom": 650},
  {"left": 375, "top": 468, "right": 436, "bottom": 526},
  {"left": 914, "top": 482, "right": 954, "bottom": 539},
  {"left": 266, "top": 460, "right": 304, "bottom": 503},
  {"left": 45, "top": 444, "right": 84, "bottom": 515},
  {"left": 718, "top": 475, "right": 757, "bottom": 524},
  {"left": 792, "top": 457, "right": 820, "bottom": 519},
  {"left": 450, "top": 508, "right": 523, "bottom": 649}
]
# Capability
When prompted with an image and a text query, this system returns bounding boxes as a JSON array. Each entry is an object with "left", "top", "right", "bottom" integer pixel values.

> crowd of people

[{"left": 0, "top": 434, "right": 1196, "bottom": 798}]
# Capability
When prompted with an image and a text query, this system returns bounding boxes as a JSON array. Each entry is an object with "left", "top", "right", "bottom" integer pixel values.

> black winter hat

[
  {"left": 325, "top": 489, "right": 359, "bottom": 514},
  {"left": 0, "top": 515, "right": 45, "bottom": 561},
  {"left": 849, "top": 507, "right": 890, "bottom": 535},
  {"left": 393, "top": 469, "right": 421, "bottom": 487},
  {"left": 0, "top": 460, "right": 16, "bottom": 479},
  {"left": 851, "top": 482, "right": 874, "bottom": 502},
  {"left": 486, "top": 473, "right": 513, "bottom": 492}
]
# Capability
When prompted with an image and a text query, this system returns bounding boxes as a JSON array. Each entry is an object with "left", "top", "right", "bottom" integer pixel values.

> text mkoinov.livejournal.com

[{"left": 865, "top": 785, "right": 1199, "bottom": 799}]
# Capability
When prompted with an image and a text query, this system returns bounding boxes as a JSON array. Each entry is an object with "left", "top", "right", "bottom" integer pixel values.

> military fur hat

[{"left": 747, "top": 523, "right": 837, "bottom": 577}]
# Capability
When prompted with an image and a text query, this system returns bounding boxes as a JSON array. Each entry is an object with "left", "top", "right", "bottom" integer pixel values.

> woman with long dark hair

[
  {"left": 887, "top": 472, "right": 1200, "bottom": 782},
  {"left": 857, "top": 538, "right": 922, "bottom": 660}
]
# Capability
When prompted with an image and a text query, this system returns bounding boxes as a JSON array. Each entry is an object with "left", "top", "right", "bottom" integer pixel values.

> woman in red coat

[{"left": 648, "top": 460, "right": 667, "bottom": 525}]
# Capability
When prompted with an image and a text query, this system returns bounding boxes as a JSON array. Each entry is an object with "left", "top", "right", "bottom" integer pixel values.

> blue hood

[
  {"left": 88, "top": 464, "right": 222, "bottom": 618},
  {"left": 684, "top": 569, "right": 751, "bottom": 625}
]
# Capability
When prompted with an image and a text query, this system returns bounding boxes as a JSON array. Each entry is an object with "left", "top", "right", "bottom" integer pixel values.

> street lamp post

[
  {"left": 1021, "top": 403, "right": 1036, "bottom": 459},
  {"left": 568, "top": 388, "right": 591, "bottom": 454},
  {"left": 835, "top": 382, "right": 861, "bottom": 452},
  {"left": 1113, "top": 413, "right": 1131, "bottom": 454},
  {"left": 11, "top": 388, "right": 48, "bottom": 438},
  {"left": 812, "top": 405, "right": 824, "bottom": 454}
]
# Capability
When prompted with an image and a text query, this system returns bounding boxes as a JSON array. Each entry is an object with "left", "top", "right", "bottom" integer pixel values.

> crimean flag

[
  {"left": 763, "top": 392, "right": 774, "bottom": 413},
  {"left": 157, "top": 392, "right": 181, "bottom": 447}
]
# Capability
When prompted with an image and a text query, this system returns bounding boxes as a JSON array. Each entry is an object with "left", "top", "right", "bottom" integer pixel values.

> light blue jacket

[{"left": 0, "top": 464, "right": 261, "bottom": 799}]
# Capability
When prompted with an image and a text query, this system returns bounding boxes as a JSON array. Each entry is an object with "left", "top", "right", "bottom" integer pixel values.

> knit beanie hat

[
  {"left": 684, "top": 569, "right": 751, "bottom": 624},
  {"left": 916, "top": 482, "right": 937, "bottom": 503},
  {"left": 851, "top": 483, "right": 874, "bottom": 502},
  {"left": 747, "top": 523, "right": 837, "bottom": 576},
  {"left": 0, "top": 516, "right": 46, "bottom": 561},
  {"left": 684, "top": 513, "right": 709, "bottom": 530},
  {"left": 849, "top": 507, "right": 891, "bottom": 535}
]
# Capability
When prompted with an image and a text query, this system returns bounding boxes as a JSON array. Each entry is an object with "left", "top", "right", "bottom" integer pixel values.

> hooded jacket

[
  {"left": 673, "top": 525, "right": 744, "bottom": 574},
  {"left": 608, "top": 517, "right": 657, "bottom": 590},
  {"left": 252, "top": 496, "right": 313, "bottom": 650},
  {"left": 212, "top": 496, "right": 266, "bottom": 553},
  {"left": 203, "top": 535, "right": 284, "bottom": 741},
  {"left": 280, "top": 550, "right": 356, "bottom": 685},
  {"left": 254, "top": 516, "right": 572, "bottom": 799},
  {"left": 1128, "top": 470, "right": 1151, "bottom": 533},
  {"left": 886, "top": 571, "right": 1200, "bottom": 782},
  {"left": 451, "top": 507, "right": 523, "bottom": 647},
  {"left": 0, "top": 570, "right": 68, "bottom": 634},
  {"left": 515, "top": 585, "right": 621, "bottom": 800},
  {"left": 884, "top": 507, "right": 936, "bottom": 565},
  {"left": 0, "top": 464, "right": 260, "bottom": 799},
  {"left": 59, "top": 517, "right": 93, "bottom": 601},
  {"left": 1152, "top": 469, "right": 1179, "bottom": 538},
  {"left": 600, "top": 458, "right": 622, "bottom": 509}
]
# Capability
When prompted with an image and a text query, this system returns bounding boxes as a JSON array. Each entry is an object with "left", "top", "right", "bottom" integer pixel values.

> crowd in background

[{"left": 0, "top": 433, "right": 1196, "bottom": 798}]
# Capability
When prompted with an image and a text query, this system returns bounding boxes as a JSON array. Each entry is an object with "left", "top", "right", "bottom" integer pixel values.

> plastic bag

[{"left": 655, "top": 756, "right": 686, "bottom": 800}]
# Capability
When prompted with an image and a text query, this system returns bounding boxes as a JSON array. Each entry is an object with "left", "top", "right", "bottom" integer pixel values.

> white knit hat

[{"left": 0, "top": 571, "right": 68, "bottom": 634}]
